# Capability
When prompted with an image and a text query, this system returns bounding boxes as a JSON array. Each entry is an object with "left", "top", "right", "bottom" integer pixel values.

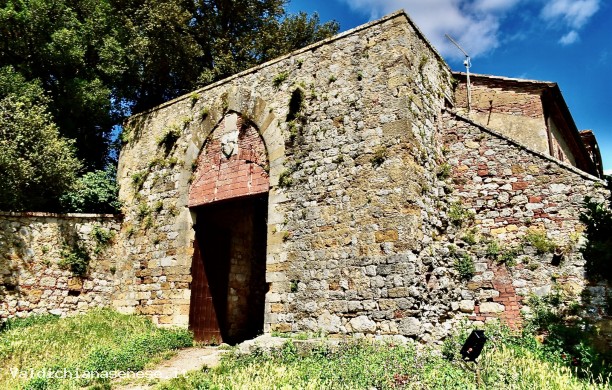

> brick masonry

[{"left": 189, "top": 113, "right": 269, "bottom": 207}]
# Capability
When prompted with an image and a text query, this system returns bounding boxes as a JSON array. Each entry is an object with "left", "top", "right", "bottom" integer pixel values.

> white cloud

[
  {"left": 472, "top": 0, "right": 521, "bottom": 13},
  {"left": 541, "top": 0, "right": 600, "bottom": 29},
  {"left": 340, "top": 0, "right": 601, "bottom": 58},
  {"left": 559, "top": 30, "right": 580, "bottom": 45},
  {"left": 604, "top": 169, "right": 612, "bottom": 176},
  {"left": 341, "top": 0, "right": 519, "bottom": 59}
]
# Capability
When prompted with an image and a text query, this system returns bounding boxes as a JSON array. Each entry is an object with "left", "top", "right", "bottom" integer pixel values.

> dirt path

[{"left": 113, "top": 347, "right": 225, "bottom": 390}]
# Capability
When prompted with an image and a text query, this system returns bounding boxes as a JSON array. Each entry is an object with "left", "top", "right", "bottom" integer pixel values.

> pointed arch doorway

[{"left": 188, "top": 112, "right": 269, "bottom": 344}]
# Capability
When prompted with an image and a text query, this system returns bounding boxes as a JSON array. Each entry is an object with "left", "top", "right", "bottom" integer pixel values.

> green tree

[
  {"left": 115, "top": 0, "right": 339, "bottom": 113},
  {"left": 0, "top": 66, "right": 82, "bottom": 211},
  {"left": 0, "top": 0, "right": 127, "bottom": 170},
  {"left": 0, "top": 0, "right": 338, "bottom": 211},
  {"left": 60, "top": 165, "right": 121, "bottom": 214}
]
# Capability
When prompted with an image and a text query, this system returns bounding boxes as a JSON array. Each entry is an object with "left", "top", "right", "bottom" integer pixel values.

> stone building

[{"left": 1, "top": 10, "right": 609, "bottom": 344}]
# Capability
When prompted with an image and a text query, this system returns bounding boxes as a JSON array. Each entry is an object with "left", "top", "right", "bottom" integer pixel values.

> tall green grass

[
  {"left": 158, "top": 337, "right": 610, "bottom": 390},
  {"left": 0, "top": 309, "right": 192, "bottom": 389}
]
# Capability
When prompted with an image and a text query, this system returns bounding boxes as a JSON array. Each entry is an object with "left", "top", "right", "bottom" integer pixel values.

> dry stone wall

[{"left": 0, "top": 213, "right": 121, "bottom": 319}]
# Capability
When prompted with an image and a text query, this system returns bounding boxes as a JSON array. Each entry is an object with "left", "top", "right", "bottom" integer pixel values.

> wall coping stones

[
  {"left": 0, "top": 211, "right": 122, "bottom": 219},
  {"left": 444, "top": 108, "right": 604, "bottom": 183}
]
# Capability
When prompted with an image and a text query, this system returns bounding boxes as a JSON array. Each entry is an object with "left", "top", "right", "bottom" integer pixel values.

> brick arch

[{"left": 188, "top": 112, "right": 269, "bottom": 206}]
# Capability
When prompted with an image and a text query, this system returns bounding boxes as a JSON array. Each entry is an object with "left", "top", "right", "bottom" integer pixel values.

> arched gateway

[{"left": 188, "top": 112, "right": 270, "bottom": 344}]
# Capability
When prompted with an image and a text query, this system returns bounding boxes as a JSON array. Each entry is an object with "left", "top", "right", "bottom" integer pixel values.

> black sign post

[{"left": 460, "top": 330, "right": 487, "bottom": 385}]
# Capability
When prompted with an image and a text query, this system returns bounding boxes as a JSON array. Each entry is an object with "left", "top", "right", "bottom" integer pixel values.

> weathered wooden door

[
  {"left": 189, "top": 195, "right": 268, "bottom": 344},
  {"left": 188, "top": 233, "right": 229, "bottom": 343}
]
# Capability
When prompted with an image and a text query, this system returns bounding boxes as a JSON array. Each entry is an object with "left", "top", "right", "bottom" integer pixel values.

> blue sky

[{"left": 287, "top": 0, "right": 612, "bottom": 173}]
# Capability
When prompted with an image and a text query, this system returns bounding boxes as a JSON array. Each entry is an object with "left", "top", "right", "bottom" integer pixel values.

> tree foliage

[
  {"left": 115, "top": 0, "right": 339, "bottom": 113},
  {"left": 0, "top": 0, "right": 338, "bottom": 211},
  {"left": 60, "top": 165, "right": 121, "bottom": 214},
  {"left": 0, "top": 0, "right": 125, "bottom": 169},
  {"left": 0, "top": 66, "right": 82, "bottom": 211}
]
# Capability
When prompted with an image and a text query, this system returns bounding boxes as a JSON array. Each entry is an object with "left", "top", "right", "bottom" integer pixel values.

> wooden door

[{"left": 188, "top": 237, "right": 222, "bottom": 343}]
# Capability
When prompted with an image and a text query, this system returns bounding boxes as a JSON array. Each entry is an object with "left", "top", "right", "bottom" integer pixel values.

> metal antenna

[{"left": 445, "top": 34, "right": 472, "bottom": 113}]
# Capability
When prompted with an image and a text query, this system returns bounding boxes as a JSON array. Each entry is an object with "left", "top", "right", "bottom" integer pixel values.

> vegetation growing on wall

[
  {"left": 523, "top": 229, "right": 558, "bottom": 254},
  {"left": 580, "top": 196, "right": 612, "bottom": 282},
  {"left": 91, "top": 225, "right": 115, "bottom": 255},
  {"left": 453, "top": 253, "right": 475, "bottom": 280},
  {"left": 447, "top": 201, "right": 474, "bottom": 227},
  {"left": 58, "top": 243, "right": 90, "bottom": 276}
]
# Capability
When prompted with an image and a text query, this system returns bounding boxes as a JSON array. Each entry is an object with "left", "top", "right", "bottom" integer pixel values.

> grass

[
  {"left": 1, "top": 308, "right": 610, "bottom": 389},
  {"left": 0, "top": 309, "right": 192, "bottom": 389},
  {"left": 158, "top": 330, "right": 610, "bottom": 390}
]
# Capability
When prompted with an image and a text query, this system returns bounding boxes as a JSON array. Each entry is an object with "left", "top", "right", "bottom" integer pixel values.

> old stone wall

[
  {"left": 0, "top": 212, "right": 121, "bottom": 319},
  {"left": 0, "top": 11, "right": 607, "bottom": 344},
  {"left": 112, "top": 10, "right": 610, "bottom": 342},
  {"left": 441, "top": 110, "right": 610, "bottom": 327},
  {"left": 113, "top": 11, "right": 456, "bottom": 340}
]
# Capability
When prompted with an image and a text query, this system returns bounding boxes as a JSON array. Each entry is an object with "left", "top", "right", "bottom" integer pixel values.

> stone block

[
  {"left": 398, "top": 317, "right": 421, "bottom": 336},
  {"left": 479, "top": 302, "right": 505, "bottom": 314},
  {"left": 348, "top": 316, "right": 377, "bottom": 333},
  {"left": 375, "top": 230, "right": 399, "bottom": 243},
  {"left": 459, "top": 300, "right": 475, "bottom": 313}
]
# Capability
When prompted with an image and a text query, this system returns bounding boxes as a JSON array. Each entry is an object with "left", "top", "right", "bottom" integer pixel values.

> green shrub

[
  {"left": 60, "top": 165, "right": 121, "bottom": 213},
  {"left": 58, "top": 244, "right": 90, "bottom": 276},
  {"left": 437, "top": 163, "right": 452, "bottom": 179},
  {"left": 91, "top": 225, "right": 115, "bottom": 254},
  {"left": 448, "top": 201, "right": 474, "bottom": 227},
  {"left": 524, "top": 229, "right": 557, "bottom": 254},
  {"left": 278, "top": 170, "right": 293, "bottom": 188},
  {"left": 273, "top": 72, "right": 288, "bottom": 87},
  {"left": 157, "top": 126, "right": 181, "bottom": 153},
  {"left": 131, "top": 171, "right": 147, "bottom": 191},
  {"left": 0, "top": 67, "right": 82, "bottom": 212},
  {"left": 499, "top": 246, "right": 522, "bottom": 266},
  {"left": 461, "top": 229, "right": 477, "bottom": 245},
  {"left": 454, "top": 253, "right": 475, "bottom": 280},
  {"left": 523, "top": 294, "right": 612, "bottom": 380},
  {"left": 580, "top": 197, "right": 612, "bottom": 282},
  {"left": 486, "top": 239, "right": 501, "bottom": 259}
]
